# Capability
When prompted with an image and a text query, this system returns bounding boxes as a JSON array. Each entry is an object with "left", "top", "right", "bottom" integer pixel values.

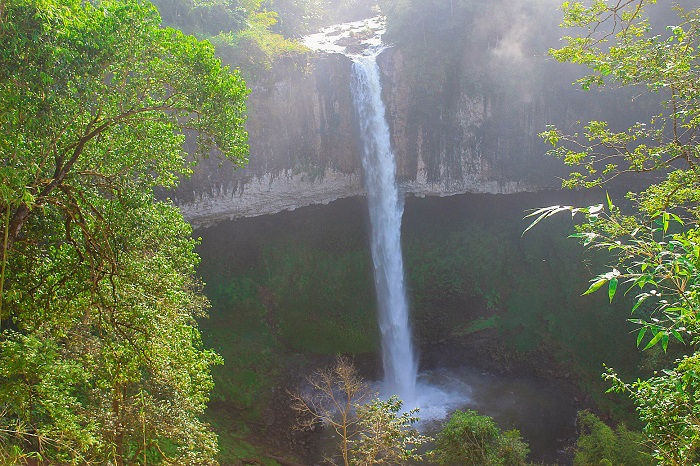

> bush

[
  {"left": 210, "top": 14, "right": 309, "bottom": 84},
  {"left": 432, "top": 409, "right": 529, "bottom": 465},
  {"left": 573, "top": 411, "right": 653, "bottom": 466}
]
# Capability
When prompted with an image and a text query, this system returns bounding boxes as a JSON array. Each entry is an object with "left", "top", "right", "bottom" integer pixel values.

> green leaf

[
  {"left": 670, "top": 213, "right": 684, "bottom": 226},
  {"left": 583, "top": 278, "right": 607, "bottom": 296},
  {"left": 587, "top": 204, "right": 604, "bottom": 215},
  {"left": 522, "top": 205, "right": 575, "bottom": 235},
  {"left": 643, "top": 331, "right": 665, "bottom": 351},
  {"left": 636, "top": 326, "right": 647, "bottom": 347},
  {"left": 608, "top": 277, "right": 618, "bottom": 302},
  {"left": 569, "top": 232, "right": 597, "bottom": 245},
  {"left": 606, "top": 191, "right": 614, "bottom": 210},
  {"left": 522, "top": 209, "right": 556, "bottom": 236},
  {"left": 631, "top": 293, "right": 649, "bottom": 313},
  {"left": 670, "top": 330, "right": 684, "bottom": 344}
]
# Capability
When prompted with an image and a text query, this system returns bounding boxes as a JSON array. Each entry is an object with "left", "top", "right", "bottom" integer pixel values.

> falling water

[
  {"left": 351, "top": 51, "right": 417, "bottom": 405},
  {"left": 299, "top": 20, "right": 576, "bottom": 447}
]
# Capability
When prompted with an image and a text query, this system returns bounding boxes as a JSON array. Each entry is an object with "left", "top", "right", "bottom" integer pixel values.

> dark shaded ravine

[{"left": 194, "top": 189, "right": 643, "bottom": 464}]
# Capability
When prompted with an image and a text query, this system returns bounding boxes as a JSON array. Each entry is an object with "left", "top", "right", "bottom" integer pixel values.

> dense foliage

[
  {"left": 151, "top": 0, "right": 307, "bottom": 83},
  {"left": 153, "top": 0, "right": 374, "bottom": 37},
  {"left": 0, "top": 0, "right": 248, "bottom": 463},
  {"left": 535, "top": 0, "right": 700, "bottom": 463},
  {"left": 573, "top": 411, "right": 652, "bottom": 466},
  {"left": 431, "top": 409, "right": 529, "bottom": 466},
  {"left": 196, "top": 191, "right": 646, "bottom": 461}
]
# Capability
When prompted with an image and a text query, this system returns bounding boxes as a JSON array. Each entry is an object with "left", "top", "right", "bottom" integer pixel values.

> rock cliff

[
  {"left": 175, "top": 53, "right": 365, "bottom": 227},
  {"left": 175, "top": 29, "right": 625, "bottom": 227}
]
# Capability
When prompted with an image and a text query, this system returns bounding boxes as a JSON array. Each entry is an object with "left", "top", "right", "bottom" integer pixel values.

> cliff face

[
  {"left": 175, "top": 36, "right": 620, "bottom": 227},
  {"left": 378, "top": 46, "right": 559, "bottom": 197},
  {"left": 175, "top": 53, "right": 364, "bottom": 226}
]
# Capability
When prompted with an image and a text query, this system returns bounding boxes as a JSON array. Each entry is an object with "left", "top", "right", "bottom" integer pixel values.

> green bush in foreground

[
  {"left": 573, "top": 411, "right": 652, "bottom": 466},
  {"left": 432, "top": 409, "right": 529, "bottom": 466}
]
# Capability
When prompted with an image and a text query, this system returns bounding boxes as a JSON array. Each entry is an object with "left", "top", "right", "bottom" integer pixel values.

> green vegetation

[
  {"left": 353, "top": 396, "right": 429, "bottom": 465},
  {"left": 573, "top": 411, "right": 652, "bottom": 466},
  {"left": 431, "top": 409, "right": 529, "bottom": 465},
  {"left": 153, "top": 0, "right": 375, "bottom": 38},
  {"left": 0, "top": 0, "right": 247, "bottom": 463},
  {"left": 152, "top": 0, "right": 310, "bottom": 83},
  {"left": 534, "top": 1, "right": 700, "bottom": 463},
  {"left": 152, "top": 0, "right": 248, "bottom": 35},
  {"left": 210, "top": 20, "right": 308, "bottom": 84},
  {"left": 401, "top": 196, "right": 642, "bottom": 408},
  {"left": 196, "top": 231, "right": 379, "bottom": 461},
  {"left": 263, "top": 0, "right": 376, "bottom": 37},
  {"left": 152, "top": 0, "right": 377, "bottom": 84}
]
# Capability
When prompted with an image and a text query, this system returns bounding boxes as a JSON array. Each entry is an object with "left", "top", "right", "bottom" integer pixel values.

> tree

[
  {"left": 352, "top": 396, "right": 428, "bottom": 466},
  {"left": 209, "top": 11, "right": 308, "bottom": 84},
  {"left": 431, "top": 409, "right": 529, "bottom": 466},
  {"left": 529, "top": 1, "right": 700, "bottom": 464},
  {"left": 151, "top": 0, "right": 248, "bottom": 35},
  {"left": 290, "top": 356, "right": 371, "bottom": 466},
  {"left": 0, "top": 0, "right": 248, "bottom": 463},
  {"left": 290, "top": 356, "right": 428, "bottom": 466},
  {"left": 262, "top": 0, "right": 324, "bottom": 36},
  {"left": 0, "top": 0, "right": 247, "bottom": 263}
]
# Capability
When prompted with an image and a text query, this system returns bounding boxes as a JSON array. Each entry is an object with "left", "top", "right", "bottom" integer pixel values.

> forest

[{"left": 1, "top": 0, "right": 700, "bottom": 465}]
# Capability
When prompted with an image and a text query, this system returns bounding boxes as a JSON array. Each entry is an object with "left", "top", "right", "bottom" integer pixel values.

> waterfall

[
  {"left": 302, "top": 16, "right": 466, "bottom": 421},
  {"left": 351, "top": 51, "right": 417, "bottom": 405},
  {"left": 303, "top": 16, "right": 419, "bottom": 406}
]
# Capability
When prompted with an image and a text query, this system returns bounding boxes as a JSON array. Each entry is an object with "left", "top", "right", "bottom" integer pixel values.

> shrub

[
  {"left": 573, "top": 411, "right": 653, "bottom": 466},
  {"left": 432, "top": 409, "right": 529, "bottom": 465}
]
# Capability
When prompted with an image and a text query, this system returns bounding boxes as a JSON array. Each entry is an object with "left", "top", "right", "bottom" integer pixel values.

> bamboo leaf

[
  {"left": 588, "top": 204, "right": 604, "bottom": 214},
  {"left": 608, "top": 277, "right": 618, "bottom": 302},
  {"left": 522, "top": 206, "right": 572, "bottom": 235},
  {"left": 671, "top": 330, "right": 684, "bottom": 344},
  {"left": 643, "top": 331, "right": 664, "bottom": 351},
  {"left": 523, "top": 205, "right": 562, "bottom": 219},
  {"left": 583, "top": 278, "right": 607, "bottom": 295},
  {"left": 522, "top": 209, "right": 556, "bottom": 236},
  {"left": 636, "top": 326, "right": 647, "bottom": 347},
  {"left": 631, "top": 294, "right": 648, "bottom": 313}
]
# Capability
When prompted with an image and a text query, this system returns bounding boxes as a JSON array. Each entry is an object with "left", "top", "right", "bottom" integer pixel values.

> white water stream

[
  {"left": 351, "top": 51, "right": 417, "bottom": 404},
  {"left": 305, "top": 16, "right": 419, "bottom": 403},
  {"left": 297, "top": 23, "right": 578, "bottom": 462}
]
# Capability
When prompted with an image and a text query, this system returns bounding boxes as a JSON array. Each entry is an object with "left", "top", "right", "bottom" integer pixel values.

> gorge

[
  {"left": 195, "top": 189, "right": 637, "bottom": 463},
  {"left": 4, "top": 0, "right": 696, "bottom": 464},
  {"left": 185, "top": 3, "right": 656, "bottom": 464},
  {"left": 174, "top": 4, "right": 611, "bottom": 226}
]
